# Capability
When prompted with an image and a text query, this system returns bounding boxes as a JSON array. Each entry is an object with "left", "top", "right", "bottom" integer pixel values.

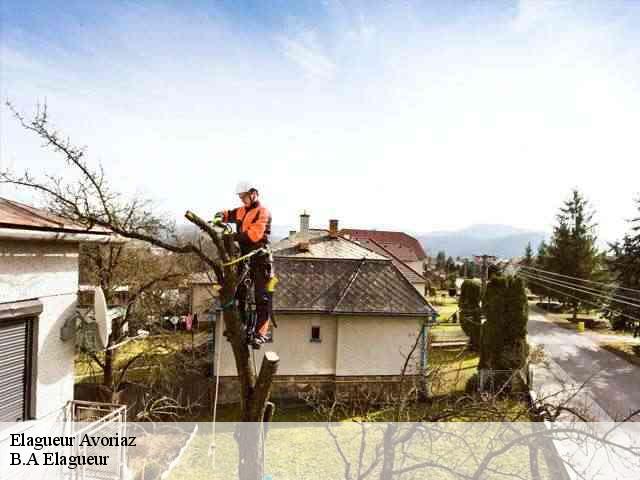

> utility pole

[{"left": 474, "top": 254, "right": 496, "bottom": 294}]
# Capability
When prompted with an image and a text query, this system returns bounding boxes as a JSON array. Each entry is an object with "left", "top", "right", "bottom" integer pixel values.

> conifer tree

[{"left": 546, "top": 190, "right": 600, "bottom": 319}]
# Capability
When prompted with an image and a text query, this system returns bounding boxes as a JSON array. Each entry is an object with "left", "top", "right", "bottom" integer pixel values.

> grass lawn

[
  {"left": 429, "top": 346, "right": 479, "bottom": 395},
  {"left": 532, "top": 304, "right": 612, "bottom": 332},
  {"left": 75, "top": 330, "right": 207, "bottom": 382},
  {"left": 166, "top": 417, "right": 551, "bottom": 480},
  {"left": 601, "top": 342, "right": 640, "bottom": 367},
  {"left": 429, "top": 290, "right": 459, "bottom": 322}
]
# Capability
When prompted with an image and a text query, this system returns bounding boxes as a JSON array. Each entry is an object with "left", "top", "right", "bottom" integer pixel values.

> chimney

[
  {"left": 329, "top": 219, "right": 339, "bottom": 239},
  {"left": 288, "top": 230, "right": 296, "bottom": 240},
  {"left": 299, "top": 211, "right": 310, "bottom": 234}
]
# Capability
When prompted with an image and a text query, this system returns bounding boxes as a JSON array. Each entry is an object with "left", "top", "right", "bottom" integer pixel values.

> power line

[
  {"left": 521, "top": 265, "right": 640, "bottom": 296},
  {"left": 519, "top": 268, "right": 640, "bottom": 306},
  {"left": 523, "top": 276, "right": 640, "bottom": 324},
  {"left": 519, "top": 271, "right": 640, "bottom": 310}
]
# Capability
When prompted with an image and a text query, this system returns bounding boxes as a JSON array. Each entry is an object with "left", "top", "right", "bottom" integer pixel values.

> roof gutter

[{"left": 0, "top": 227, "right": 124, "bottom": 243}]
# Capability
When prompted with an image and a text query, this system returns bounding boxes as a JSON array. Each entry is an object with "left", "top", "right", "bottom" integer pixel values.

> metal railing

[
  {"left": 64, "top": 400, "right": 127, "bottom": 480},
  {"left": 478, "top": 365, "right": 532, "bottom": 394}
]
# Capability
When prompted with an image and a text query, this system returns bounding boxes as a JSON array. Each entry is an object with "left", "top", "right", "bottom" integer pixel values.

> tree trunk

[
  {"left": 185, "top": 212, "right": 281, "bottom": 479},
  {"left": 234, "top": 352, "right": 280, "bottom": 480},
  {"left": 380, "top": 424, "right": 398, "bottom": 480},
  {"left": 103, "top": 348, "right": 114, "bottom": 390}
]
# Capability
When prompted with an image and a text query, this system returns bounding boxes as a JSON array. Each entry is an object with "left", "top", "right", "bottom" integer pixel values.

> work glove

[{"left": 212, "top": 211, "right": 224, "bottom": 225}]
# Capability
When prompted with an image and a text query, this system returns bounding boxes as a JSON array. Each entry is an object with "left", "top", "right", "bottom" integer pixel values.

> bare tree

[
  {"left": 1, "top": 102, "right": 278, "bottom": 479},
  {"left": 303, "top": 340, "right": 640, "bottom": 480},
  {"left": 78, "top": 241, "right": 193, "bottom": 394}
]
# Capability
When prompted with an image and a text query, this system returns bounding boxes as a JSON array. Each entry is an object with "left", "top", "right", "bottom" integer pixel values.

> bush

[
  {"left": 459, "top": 279, "right": 482, "bottom": 350},
  {"left": 465, "top": 372, "right": 480, "bottom": 394},
  {"left": 480, "top": 276, "right": 529, "bottom": 371}
]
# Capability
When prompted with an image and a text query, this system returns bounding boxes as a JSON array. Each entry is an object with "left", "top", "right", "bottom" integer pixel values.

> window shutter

[{"left": 0, "top": 319, "right": 29, "bottom": 421}]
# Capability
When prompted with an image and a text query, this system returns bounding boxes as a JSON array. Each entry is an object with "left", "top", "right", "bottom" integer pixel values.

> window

[
  {"left": 0, "top": 300, "right": 40, "bottom": 422},
  {"left": 310, "top": 325, "right": 321, "bottom": 343}
]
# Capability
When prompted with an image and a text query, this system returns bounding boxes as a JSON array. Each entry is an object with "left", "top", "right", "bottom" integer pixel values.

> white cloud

[
  {"left": 511, "top": 0, "right": 566, "bottom": 32},
  {"left": 277, "top": 29, "right": 337, "bottom": 81},
  {"left": 2, "top": 2, "right": 640, "bottom": 243}
]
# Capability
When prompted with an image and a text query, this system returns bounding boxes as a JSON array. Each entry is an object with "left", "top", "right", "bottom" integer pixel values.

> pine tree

[
  {"left": 528, "top": 241, "right": 549, "bottom": 301},
  {"left": 523, "top": 242, "right": 534, "bottom": 266},
  {"left": 546, "top": 190, "right": 600, "bottom": 319},
  {"left": 607, "top": 198, "right": 640, "bottom": 330},
  {"left": 446, "top": 256, "right": 456, "bottom": 274},
  {"left": 460, "top": 279, "right": 482, "bottom": 350},
  {"left": 436, "top": 251, "right": 447, "bottom": 270}
]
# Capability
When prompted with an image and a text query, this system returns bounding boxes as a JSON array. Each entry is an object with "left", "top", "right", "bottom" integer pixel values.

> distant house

[
  {"left": 187, "top": 271, "right": 220, "bottom": 328},
  {"left": 340, "top": 228, "right": 427, "bottom": 274},
  {"left": 0, "top": 198, "right": 125, "bottom": 425},
  {"left": 356, "top": 237, "right": 428, "bottom": 296},
  {"left": 213, "top": 213, "right": 437, "bottom": 402}
]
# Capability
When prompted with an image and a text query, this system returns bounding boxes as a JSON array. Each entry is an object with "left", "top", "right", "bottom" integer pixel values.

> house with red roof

[{"left": 340, "top": 228, "right": 427, "bottom": 274}]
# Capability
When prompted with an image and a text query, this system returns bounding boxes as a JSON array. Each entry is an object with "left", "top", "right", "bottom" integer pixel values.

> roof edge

[{"left": 367, "top": 237, "right": 425, "bottom": 280}]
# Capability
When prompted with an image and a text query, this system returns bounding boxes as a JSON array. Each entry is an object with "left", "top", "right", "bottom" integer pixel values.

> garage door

[{"left": 0, "top": 317, "right": 33, "bottom": 422}]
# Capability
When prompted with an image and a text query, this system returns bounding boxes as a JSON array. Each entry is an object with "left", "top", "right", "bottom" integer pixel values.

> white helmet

[{"left": 235, "top": 181, "right": 257, "bottom": 195}]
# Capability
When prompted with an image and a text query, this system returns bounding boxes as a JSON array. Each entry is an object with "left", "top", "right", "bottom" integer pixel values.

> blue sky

[{"left": 2, "top": 1, "right": 640, "bottom": 242}]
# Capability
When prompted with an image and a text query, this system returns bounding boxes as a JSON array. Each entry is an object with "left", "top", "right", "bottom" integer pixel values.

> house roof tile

[
  {"left": 273, "top": 257, "right": 435, "bottom": 316},
  {"left": 272, "top": 231, "right": 388, "bottom": 261},
  {"left": 340, "top": 229, "right": 426, "bottom": 262},
  {"left": 357, "top": 238, "right": 425, "bottom": 284},
  {"left": 0, "top": 197, "right": 110, "bottom": 235}
]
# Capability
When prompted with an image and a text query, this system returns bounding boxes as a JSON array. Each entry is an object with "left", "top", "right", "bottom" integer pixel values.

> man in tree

[{"left": 214, "top": 181, "right": 274, "bottom": 348}]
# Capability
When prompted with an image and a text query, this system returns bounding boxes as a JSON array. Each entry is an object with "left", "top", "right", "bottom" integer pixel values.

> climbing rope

[
  {"left": 221, "top": 247, "right": 269, "bottom": 267},
  {"left": 208, "top": 239, "right": 270, "bottom": 476},
  {"left": 209, "top": 308, "right": 224, "bottom": 470}
]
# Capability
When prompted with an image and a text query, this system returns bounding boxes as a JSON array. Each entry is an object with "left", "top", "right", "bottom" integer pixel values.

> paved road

[{"left": 528, "top": 307, "right": 640, "bottom": 421}]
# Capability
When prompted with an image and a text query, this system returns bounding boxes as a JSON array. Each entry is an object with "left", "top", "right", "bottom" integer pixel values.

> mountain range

[{"left": 415, "top": 224, "right": 548, "bottom": 259}]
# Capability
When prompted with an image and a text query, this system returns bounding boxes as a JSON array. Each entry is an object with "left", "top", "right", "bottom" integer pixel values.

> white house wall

[
  {"left": 0, "top": 239, "right": 79, "bottom": 419},
  {"left": 215, "top": 312, "right": 422, "bottom": 378},
  {"left": 336, "top": 316, "right": 422, "bottom": 376},
  {"left": 216, "top": 313, "right": 337, "bottom": 376}
]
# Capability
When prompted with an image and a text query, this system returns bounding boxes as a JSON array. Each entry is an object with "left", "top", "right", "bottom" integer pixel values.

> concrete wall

[
  {"left": 214, "top": 313, "right": 421, "bottom": 378},
  {"left": 190, "top": 283, "right": 219, "bottom": 323},
  {"left": 336, "top": 316, "right": 421, "bottom": 376},
  {"left": 0, "top": 239, "right": 79, "bottom": 419}
]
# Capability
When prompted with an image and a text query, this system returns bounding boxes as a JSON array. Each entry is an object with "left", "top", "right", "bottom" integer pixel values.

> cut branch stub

[{"left": 249, "top": 351, "right": 280, "bottom": 421}]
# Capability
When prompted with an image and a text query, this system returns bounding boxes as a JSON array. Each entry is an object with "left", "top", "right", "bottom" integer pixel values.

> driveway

[{"left": 528, "top": 306, "right": 640, "bottom": 421}]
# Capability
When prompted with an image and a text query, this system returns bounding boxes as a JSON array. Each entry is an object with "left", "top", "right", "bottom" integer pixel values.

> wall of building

[
  {"left": 215, "top": 313, "right": 337, "bottom": 376},
  {"left": 190, "top": 283, "right": 219, "bottom": 324},
  {"left": 214, "top": 313, "right": 423, "bottom": 378},
  {"left": 406, "top": 260, "right": 425, "bottom": 275},
  {"left": 411, "top": 281, "right": 427, "bottom": 297},
  {"left": 0, "top": 239, "right": 79, "bottom": 419},
  {"left": 336, "top": 315, "right": 422, "bottom": 376}
]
